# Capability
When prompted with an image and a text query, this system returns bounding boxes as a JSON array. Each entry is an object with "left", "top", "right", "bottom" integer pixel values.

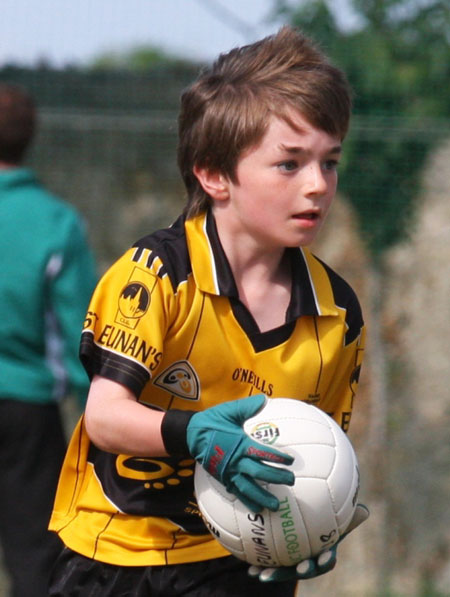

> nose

[{"left": 303, "top": 163, "right": 329, "bottom": 197}]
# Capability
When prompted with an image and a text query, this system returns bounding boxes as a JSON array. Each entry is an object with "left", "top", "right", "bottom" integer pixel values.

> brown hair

[
  {"left": 0, "top": 84, "right": 36, "bottom": 165},
  {"left": 177, "top": 26, "right": 352, "bottom": 217}
]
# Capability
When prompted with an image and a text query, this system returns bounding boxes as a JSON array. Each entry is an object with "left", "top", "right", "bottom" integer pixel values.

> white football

[{"left": 194, "top": 398, "right": 360, "bottom": 567}]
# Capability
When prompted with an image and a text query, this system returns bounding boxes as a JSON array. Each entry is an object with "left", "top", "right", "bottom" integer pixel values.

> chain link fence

[{"left": 1, "top": 67, "right": 449, "bottom": 596}]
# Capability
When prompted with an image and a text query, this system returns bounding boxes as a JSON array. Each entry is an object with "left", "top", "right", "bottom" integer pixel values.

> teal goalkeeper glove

[
  {"left": 161, "top": 394, "right": 295, "bottom": 513},
  {"left": 248, "top": 504, "right": 369, "bottom": 582}
]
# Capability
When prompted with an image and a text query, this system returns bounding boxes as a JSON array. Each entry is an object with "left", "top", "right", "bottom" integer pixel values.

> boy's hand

[
  {"left": 248, "top": 504, "right": 369, "bottom": 582},
  {"left": 186, "top": 394, "right": 295, "bottom": 512}
]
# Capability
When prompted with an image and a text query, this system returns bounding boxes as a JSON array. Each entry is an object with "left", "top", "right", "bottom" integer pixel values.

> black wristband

[{"left": 161, "top": 409, "right": 196, "bottom": 457}]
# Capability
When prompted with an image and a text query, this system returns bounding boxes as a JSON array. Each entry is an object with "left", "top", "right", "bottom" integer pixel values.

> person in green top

[{"left": 0, "top": 83, "right": 97, "bottom": 597}]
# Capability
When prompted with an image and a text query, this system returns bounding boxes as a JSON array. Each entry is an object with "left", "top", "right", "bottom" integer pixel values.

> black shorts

[{"left": 48, "top": 548, "right": 297, "bottom": 596}]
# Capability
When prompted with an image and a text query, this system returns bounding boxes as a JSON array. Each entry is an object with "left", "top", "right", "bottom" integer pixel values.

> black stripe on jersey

[
  {"left": 287, "top": 249, "right": 320, "bottom": 319},
  {"left": 131, "top": 215, "right": 192, "bottom": 292},
  {"left": 318, "top": 259, "right": 364, "bottom": 346},
  {"left": 205, "top": 212, "right": 239, "bottom": 297},
  {"left": 56, "top": 416, "right": 86, "bottom": 527},
  {"left": 312, "top": 316, "right": 324, "bottom": 395},
  {"left": 132, "top": 245, "right": 146, "bottom": 263},
  {"left": 230, "top": 297, "right": 296, "bottom": 353},
  {"left": 80, "top": 332, "right": 150, "bottom": 396},
  {"left": 92, "top": 513, "right": 117, "bottom": 560}
]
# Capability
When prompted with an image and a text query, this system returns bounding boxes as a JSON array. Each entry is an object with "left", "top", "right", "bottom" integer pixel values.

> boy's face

[{"left": 215, "top": 111, "right": 341, "bottom": 249}]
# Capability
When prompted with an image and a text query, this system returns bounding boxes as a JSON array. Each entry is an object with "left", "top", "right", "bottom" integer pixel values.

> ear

[{"left": 193, "top": 165, "right": 229, "bottom": 201}]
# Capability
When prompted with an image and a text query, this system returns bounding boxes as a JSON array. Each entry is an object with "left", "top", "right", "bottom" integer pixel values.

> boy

[{"left": 49, "top": 26, "right": 367, "bottom": 596}]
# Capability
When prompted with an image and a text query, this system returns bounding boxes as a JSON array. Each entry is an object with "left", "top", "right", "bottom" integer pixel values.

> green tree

[
  {"left": 274, "top": 0, "right": 450, "bottom": 257},
  {"left": 89, "top": 45, "right": 201, "bottom": 72}
]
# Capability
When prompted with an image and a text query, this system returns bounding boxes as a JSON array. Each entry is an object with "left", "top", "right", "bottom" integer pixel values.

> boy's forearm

[{"left": 84, "top": 375, "right": 168, "bottom": 457}]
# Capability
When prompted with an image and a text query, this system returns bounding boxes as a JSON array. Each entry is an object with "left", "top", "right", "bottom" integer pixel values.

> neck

[
  {"left": 231, "top": 247, "right": 292, "bottom": 332},
  {"left": 213, "top": 212, "right": 292, "bottom": 332},
  {"left": 213, "top": 211, "right": 286, "bottom": 284}
]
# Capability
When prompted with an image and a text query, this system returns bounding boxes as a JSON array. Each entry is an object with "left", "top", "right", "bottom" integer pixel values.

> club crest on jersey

[
  {"left": 115, "top": 282, "right": 150, "bottom": 329},
  {"left": 153, "top": 361, "right": 200, "bottom": 401}
]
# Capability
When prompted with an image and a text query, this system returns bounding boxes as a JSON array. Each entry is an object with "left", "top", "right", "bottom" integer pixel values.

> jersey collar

[{"left": 186, "top": 210, "right": 339, "bottom": 319}]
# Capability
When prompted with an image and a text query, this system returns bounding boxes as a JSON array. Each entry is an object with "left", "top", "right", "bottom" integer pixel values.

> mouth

[{"left": 292, "top": 210, "right": 321, "bottom": 221}]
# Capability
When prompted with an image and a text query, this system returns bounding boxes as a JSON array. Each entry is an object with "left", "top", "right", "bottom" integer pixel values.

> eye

[
  {"left": 323, "top": 159, "right": 340, "bottom": 172},
  {"left": 278, "top": 160, "right": 298, "bottom": 172}
]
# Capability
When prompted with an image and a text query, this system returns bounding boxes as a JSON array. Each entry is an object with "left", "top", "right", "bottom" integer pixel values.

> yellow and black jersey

[{"left": 50, "top": 210, "right": 365, "bottom": 566}]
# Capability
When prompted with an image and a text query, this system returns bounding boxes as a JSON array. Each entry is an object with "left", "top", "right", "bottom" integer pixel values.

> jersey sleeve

[{"left": 79, "top": 248, "right": 170, "bottom": 398}]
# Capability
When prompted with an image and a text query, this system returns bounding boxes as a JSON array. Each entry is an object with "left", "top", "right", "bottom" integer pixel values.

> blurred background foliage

[
  {"left": 3, "top": 0, "right": 447, "bottom": 261},
  {"left": 273, "top": 0, "right": 450, "bottom": 257}
]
